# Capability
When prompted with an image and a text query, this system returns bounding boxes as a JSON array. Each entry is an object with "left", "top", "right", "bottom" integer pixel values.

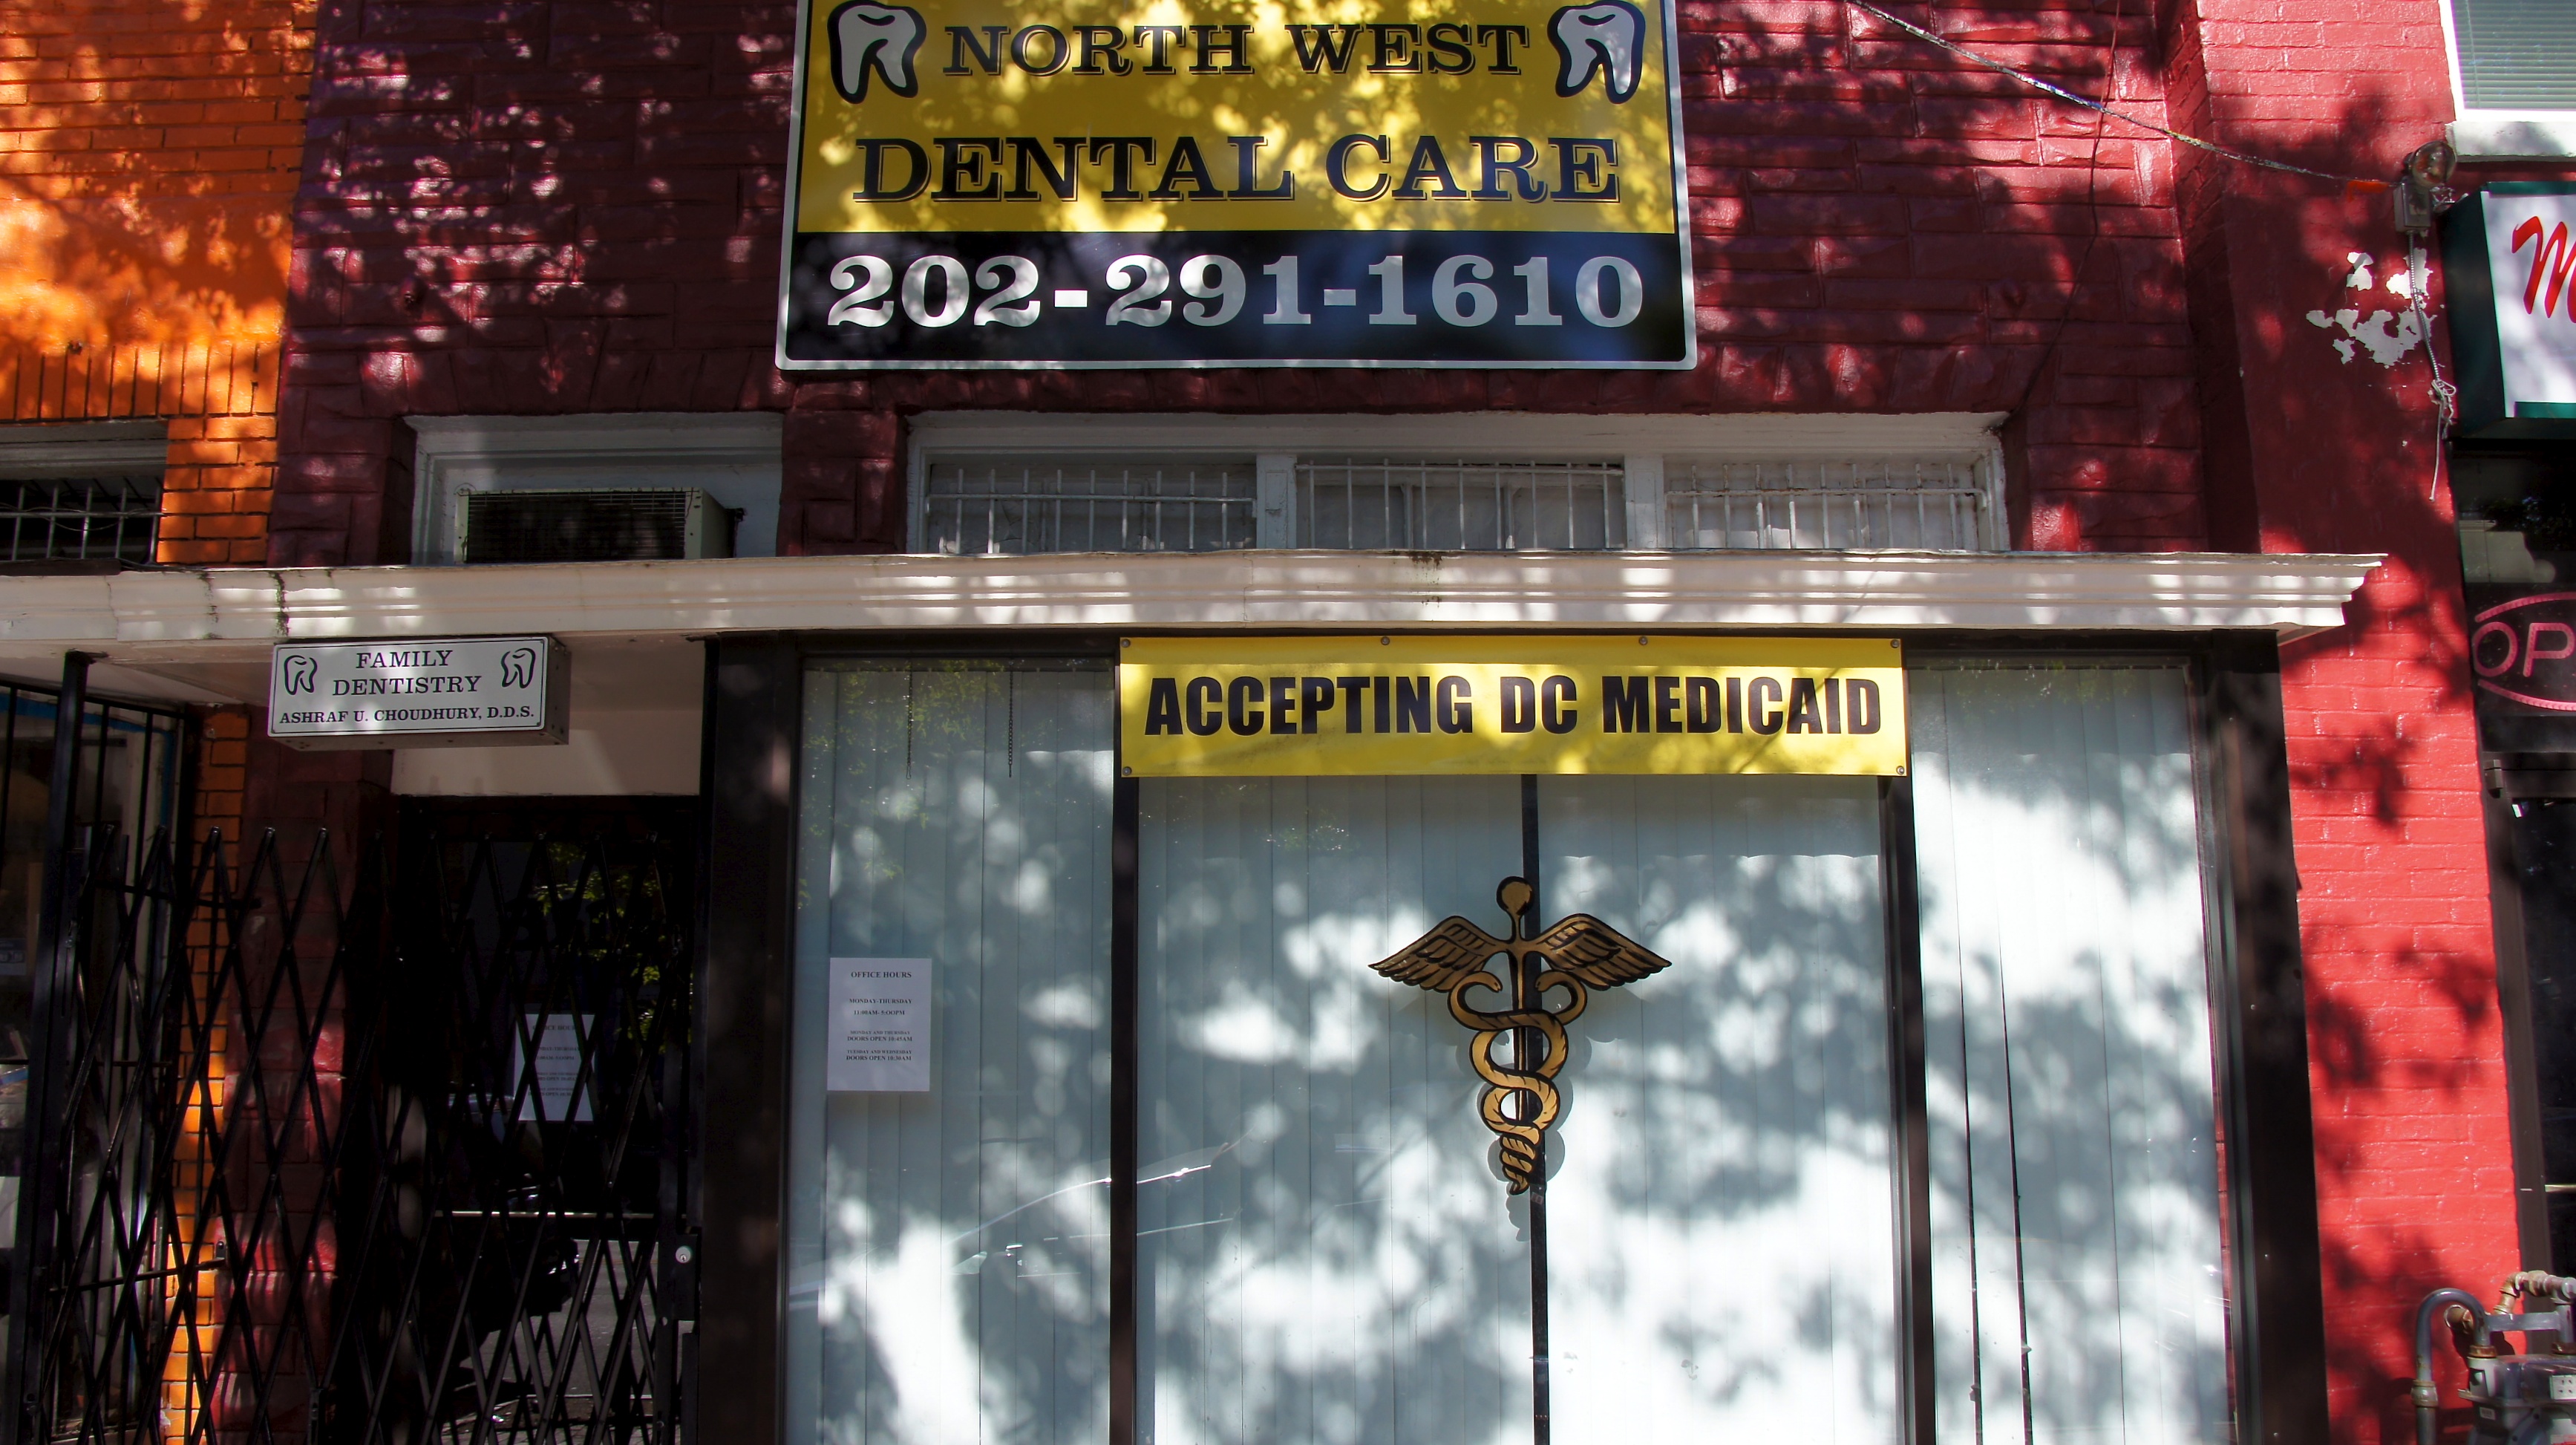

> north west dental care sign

[
  {"left": 778, "top": 0, "right": 1692, "bottom": 368},
  {"left": 1120, "top": 637, "right": 1908, "bottom": 775}
]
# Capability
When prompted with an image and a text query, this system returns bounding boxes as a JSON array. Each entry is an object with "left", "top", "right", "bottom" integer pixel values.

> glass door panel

[
  {"left": 1539, "top": 774, "right": 1900, "bottom": 1445},
  {"left": 1139, "top": 776, "right": 1533, "bottom": 1445},
  {"left": 788, "top": 665, "right": 1117, "bottom": 1445}
]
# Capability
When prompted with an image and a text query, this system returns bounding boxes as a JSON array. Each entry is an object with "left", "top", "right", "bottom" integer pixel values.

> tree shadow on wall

[
  {"left": 0, "top": 0, "right": 300, "bottom": 348},
  {"left": 301, "top": 0, "right": 2508, "bottom": 1439},
  {"left": 1704, "top": 13, "right": 2522, "bottom": 1445}
]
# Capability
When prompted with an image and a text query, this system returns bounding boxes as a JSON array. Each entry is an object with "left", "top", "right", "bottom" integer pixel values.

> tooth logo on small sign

[{"left": 780, "top": 0, "right": 1691, "bottom": 369}]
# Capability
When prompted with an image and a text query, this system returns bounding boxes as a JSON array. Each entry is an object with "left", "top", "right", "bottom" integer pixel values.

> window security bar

[
  {"left": 922, "top": 460, "right": 1257, "bottom": 555},
  {"left": 913, "top": 451, "right": 1998, "bottom": 554},
  {"left": 0, "top": 477, "right": 163, "bottom": 564},
  {"left": 1295, "top": 460, "right": 1627, "bottom": 551},
  {"left": 1664, "top": 459, "right": 1998, "bottom": 552}
]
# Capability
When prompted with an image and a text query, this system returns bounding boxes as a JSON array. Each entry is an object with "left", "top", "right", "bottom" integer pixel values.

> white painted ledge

[
  {"left": 2452, "top": 113, "right": 2576, "bottom": 160},
  {"left": 0, "top": 549, "right": 2379, "bottom": 704},
  {"left": 0, "top": 549, "right": 2377, "bottom": 648}
]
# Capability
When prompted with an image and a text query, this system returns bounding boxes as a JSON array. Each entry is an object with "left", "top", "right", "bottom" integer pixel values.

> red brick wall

[
  {"left": 2163, "top": 0, "right": 2526, "bottom": 1438},
  {"left": 277, "top": 0, "right": 2202, "bottom": 562},
  {"left": 0, "top": 0, "right": 315, "bottom": 564},
  {"left": 267, "top": 0, "right": 2534, "bottom": 1440}
]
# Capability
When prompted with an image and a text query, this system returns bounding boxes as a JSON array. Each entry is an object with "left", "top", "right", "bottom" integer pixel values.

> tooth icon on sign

[
  {"left": 827, "top": 0, "right": 925, "bottom": 103},
  {"left": 1549, "top": 0, "right": 1647, "bottom": 103},
  {"left": 499, "top": 647, "right": 538, "bottom": 690}
]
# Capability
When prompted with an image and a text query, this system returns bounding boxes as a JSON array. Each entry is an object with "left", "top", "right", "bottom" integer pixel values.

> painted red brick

[
  {"left": 0, "top": 0, "right": 316, "bottom": 564},
  {"left": 244, "top": 0, "right": 2543, "bottom": 1440},
  {"left": 272, "top": 0, "right": 2206, "bottom": 560}
]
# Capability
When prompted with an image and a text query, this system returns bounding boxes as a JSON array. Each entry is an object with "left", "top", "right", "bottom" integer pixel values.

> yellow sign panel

[
  {"left": 791, "top": 0, "right": 1678, "bottom": 236},
  {"left": 1119, "top": 636, "right": 1909, "bottom": 776}
]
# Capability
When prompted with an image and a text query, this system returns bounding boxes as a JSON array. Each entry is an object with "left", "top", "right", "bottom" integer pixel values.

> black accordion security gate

[{"left": 7, "top": 806, "right": 698, "bottom": 1444}]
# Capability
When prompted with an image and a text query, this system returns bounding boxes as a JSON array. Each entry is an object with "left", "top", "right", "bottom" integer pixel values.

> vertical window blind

[
  {"left": 1138, "top": 776, "right": 1533, "bottom": 1445},
  {"left": 788, "top": 665, "right": 1118, "bottom": 1445},
  {"left": 1909, "top": 663, "right": 2230, "bottom": 1445},
  {"left": 1540, "top": 774, "right": 1901, "bottom": 1444}
]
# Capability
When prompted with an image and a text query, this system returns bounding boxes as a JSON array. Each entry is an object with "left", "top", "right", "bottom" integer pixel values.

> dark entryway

[
  {"left": 7, "top": 796, "right": 699, "bottom": 1445},
  {"left": 2500, "top": 793, "right": 2576, "bottom": 1271}
]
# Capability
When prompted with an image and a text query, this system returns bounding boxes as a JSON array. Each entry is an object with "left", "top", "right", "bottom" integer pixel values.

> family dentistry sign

[
  {"left": 268, "top": 636, "right": 570, "bottom": 750},
  {"left": 777, "top": 0, "right": 1691, "bottom": 368}
]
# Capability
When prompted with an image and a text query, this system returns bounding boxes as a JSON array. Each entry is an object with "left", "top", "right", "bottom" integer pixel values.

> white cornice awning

[{"left": 0, "top": 549, "right": 2380, "bottom": 705}]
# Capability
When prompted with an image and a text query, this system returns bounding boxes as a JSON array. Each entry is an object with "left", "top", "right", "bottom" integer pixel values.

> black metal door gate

[{"left": 7, "top": 802, "right": 698, "bottom": 1444}]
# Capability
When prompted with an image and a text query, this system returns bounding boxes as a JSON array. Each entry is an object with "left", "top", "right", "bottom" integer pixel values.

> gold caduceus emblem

[{"left": 1370, "top": 877, "right": 1673, "bottom": 1195}]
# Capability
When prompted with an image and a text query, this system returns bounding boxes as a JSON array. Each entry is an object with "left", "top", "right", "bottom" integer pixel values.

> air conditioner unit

[{"left": 460, "top": 489, "right": 737, "bottom": 564}]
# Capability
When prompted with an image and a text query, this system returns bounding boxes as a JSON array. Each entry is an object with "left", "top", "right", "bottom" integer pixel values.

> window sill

[{"left": 2454, "top": 112, "right": 2576, "bottom": 160}]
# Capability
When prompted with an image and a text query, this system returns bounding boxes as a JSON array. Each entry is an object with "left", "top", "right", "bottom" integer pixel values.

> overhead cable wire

[
  {"left": 1840, "top": 0, "right": 2388, "bottom": 192},
  {"left": 1850, "top": 0, "right": 2463, "bottom": 503},
  {"left": 2009, "top": 0, "right": 2119, "bottom": 418},
  {"left": 1846, "top": 0, "right": 2467, "bottom": 506}
]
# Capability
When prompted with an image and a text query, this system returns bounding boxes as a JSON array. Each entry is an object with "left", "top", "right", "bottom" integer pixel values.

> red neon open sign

[{"left": 2472, "top": 591, "right": 2576, "bottom": 711}]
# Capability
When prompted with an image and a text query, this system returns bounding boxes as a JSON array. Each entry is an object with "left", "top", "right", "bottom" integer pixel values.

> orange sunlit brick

[{"left": 0, "top": 0, "right": 310, "bottom": 565}]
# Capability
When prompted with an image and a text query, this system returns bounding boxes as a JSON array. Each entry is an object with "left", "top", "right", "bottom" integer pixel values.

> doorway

[
  {"left": 9, "top": 792, "right": 702, "bottom": 1444},
  {"left": 1134, "top": 772, "right": 1898, "bottom": 1445},
  {"left": 344, "top": 796, "right": 702, "bottom": 1440},
  {"left": 2499, "top": 795, "right": 2576, "bottom": 1270}
]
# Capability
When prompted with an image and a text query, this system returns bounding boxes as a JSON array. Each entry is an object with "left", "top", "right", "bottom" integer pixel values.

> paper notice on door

[
  {"left": 827, "top": 959, "right": 932, "bottom": 1092},
  {"left": 516, "top": 1014, "right": 595, "bottom": 1123}
]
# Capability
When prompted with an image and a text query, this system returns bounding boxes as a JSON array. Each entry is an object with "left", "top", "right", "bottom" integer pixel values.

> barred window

[
  {"left": 906, "top": 419, "right": 2004, "bottom": 556},
  {"left": 921, "top": 459, "right": 1257, "bottom": 555},
  {"left": 0, "top": 478, "right": 163, "bottom": 565},
  {"left": 1664, "top": 458, "right": 1999, "bottom": 552},
  {"left": 0, "top": 423, "right": 169, "bottom": 568},
  {"left": 2454, "top": 0, "right": 2576, "bottom": 111},
  {"left": 1295, "top": 460, "right": 1627, "bottom": 550}
]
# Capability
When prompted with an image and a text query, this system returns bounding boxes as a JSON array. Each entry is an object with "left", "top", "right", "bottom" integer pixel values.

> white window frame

[
  {"left": 2438, "top": 0, "right": 2576, "bottom": 159},
  {"left": 0, "top": 420, "right": 171, "bottom": 567},
  {"left": 408, "top": 413, "right": 785, "bottom": 564},
  {"left": 906, "top": 411, "right": 2007, "bottom": 553},
  {"left": 0, "top": 420, "right": 169, "bottom": 478}
]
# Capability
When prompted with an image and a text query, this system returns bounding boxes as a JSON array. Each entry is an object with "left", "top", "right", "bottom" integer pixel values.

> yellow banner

[
  {"left": 792, "top": 0, "right": 1680, "bottom": 236},
  {"left": 1119, "top": 636, "right": 1908, "bottom": 776}
]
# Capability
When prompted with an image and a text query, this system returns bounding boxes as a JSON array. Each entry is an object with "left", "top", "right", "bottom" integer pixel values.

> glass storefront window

[
  {"left": 788, "top": 664, "right": 1118, "bottom": 1445},
  {"left": 780, "top": 652, "right": 2234, "bottom": 1445},
  {"left": 1909, "top": 662, "right": 2231, "bottom": 1444}
]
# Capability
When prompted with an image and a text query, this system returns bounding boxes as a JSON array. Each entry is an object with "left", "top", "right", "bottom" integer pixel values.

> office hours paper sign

[
  {"left": 777, "top": 0, "right": 1692, "bottom": 368},
  {"left": 514, "top": 1014, "right": 595, "bottom": 1123},
  {"left": 826, "top": 959, "right": 933, "bottom": 1092}
]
